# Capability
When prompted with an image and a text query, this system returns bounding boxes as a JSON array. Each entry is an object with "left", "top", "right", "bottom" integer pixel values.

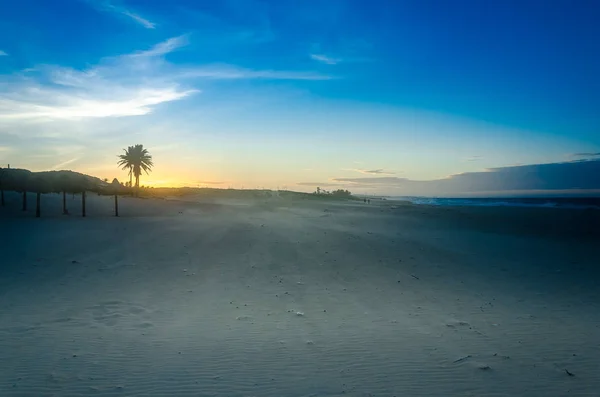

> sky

[{"left": 0, "top": 0, "right": 599, "bottom": 196}]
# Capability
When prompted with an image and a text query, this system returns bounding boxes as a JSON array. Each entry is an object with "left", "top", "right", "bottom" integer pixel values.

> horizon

[
  {"left": 4, "top": 165, "right": 600, "bottom": 200},
  {"left": 1, "top": 0, "right": 599, "bottom": 195}
]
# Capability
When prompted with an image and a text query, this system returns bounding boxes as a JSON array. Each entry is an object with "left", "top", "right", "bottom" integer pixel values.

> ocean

[{"left": 396, "top": 196, "right": 600, "bottom": 209}]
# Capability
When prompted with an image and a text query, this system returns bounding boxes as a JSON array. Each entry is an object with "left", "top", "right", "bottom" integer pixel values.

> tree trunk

[
  {"left": 22, "top": 191, "right": 27, "bottom": 211},
  {"left": 135, "top": 174, "right": 140, "bottom": 197},
  {"left": 63, "top": 191, "right": 68, "bottom": 214},
  {"left": 129, "top": 168, "right": 133, "bottom": 188},
  {"left": 36, "top": 192, "right": 41, "bottom": 218},
  {"left": 82, "top": 191, "right": 86, "bottom": 217},
  {"left": 114, "top": 194, "right": 119, "bottom": 217}
]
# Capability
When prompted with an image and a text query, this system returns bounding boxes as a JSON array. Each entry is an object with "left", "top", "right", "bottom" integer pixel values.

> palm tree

[
  {"left": 118, "top": 145, "right": 134, "bottom": 188},
  {"left": 117, "top": 144, "right": 153, "bottom": 190}
]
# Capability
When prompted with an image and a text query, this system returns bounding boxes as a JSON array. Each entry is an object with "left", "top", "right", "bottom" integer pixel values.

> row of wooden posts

[{"left": 2, "top": 190, "right": 120, "bottom": 218}]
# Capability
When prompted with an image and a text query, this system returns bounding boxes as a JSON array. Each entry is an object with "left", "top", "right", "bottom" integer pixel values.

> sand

[{"left": 1, "top": 192, "right": 599, "bottom": 396}]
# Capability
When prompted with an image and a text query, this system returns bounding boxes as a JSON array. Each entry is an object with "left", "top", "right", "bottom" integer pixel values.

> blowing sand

[{"left": 1, "top": 192, "right": 599, "bottom": 396}]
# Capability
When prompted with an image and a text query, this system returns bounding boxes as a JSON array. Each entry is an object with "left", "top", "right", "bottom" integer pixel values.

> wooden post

[
  {"left": 82, "top": 191, "right": 86, "bottom": 217},
  {"left": 114, "top": 194, "right": 119, "bottom": 217},
  {"left": 63, "top": 191, "right": 67, "bottom": 215},
  {"left": 36, "top": 192, "right": 41, "bottom": 217},
  {"left": 0, "top": 168, "right": 4, "bottom": 206},
  {"left": 22, "top": 191, "right": 27, "bottom": 211}
]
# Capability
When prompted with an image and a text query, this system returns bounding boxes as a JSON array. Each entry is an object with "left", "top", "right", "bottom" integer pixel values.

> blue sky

[{"left": 1, "top": 0, "right": 599, "bottom": 195}]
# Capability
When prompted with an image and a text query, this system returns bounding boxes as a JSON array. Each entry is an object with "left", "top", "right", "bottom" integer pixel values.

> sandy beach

[{"left": 1, "top": 192, "right": 599, "bottom": 396}]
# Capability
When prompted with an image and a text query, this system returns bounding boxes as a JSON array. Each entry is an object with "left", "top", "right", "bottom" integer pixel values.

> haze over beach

[{"left": 1, "top": 0, "right": 600, "bottom": 396}]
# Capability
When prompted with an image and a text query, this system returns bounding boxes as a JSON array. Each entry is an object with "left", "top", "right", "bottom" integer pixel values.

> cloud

[
  {"left": 465, "top": 155, "right": 483, "bottom": 162},
  {"left": 334, "top": 177, "right": 406, "bottom": 185},
  {"left": 343, "top": 168, "right": 395, "bottom": 175},
  {"left": 0, "top": 89, "right": 195, "bottom": 120},
  {"left": 309, "top": 38, "right": 376, "bottom": 66},
  {"left": 573, "top": 152, "right": 600, "bottom": 157},
  {"left": 52, "top": 157, "right": 80, "bottom": 170},
  {"left": 85, "top": 0, "right": 156, "bottom": 29},
  {"left": 118, "top": 9, "right": 155, "bottom": 29},
  {"left": 310, "top": 54, "right": 342, "bottom": 65},
  {"left": 357, "top": 169, "right": 395, "bottom": 175},
  {"left": 0, "top": 37, "right": 198, "bottom": 120},
  {"left": 331, "top": 159, "right": 600, "bottom": 196},
  {"left": 0, "top": 50, "right": 7, "bottom": 56},
  {"left": 131, "top": 35, "right": 189, "bottom": 57},
  {"left": 0, "top": 36, "right": 331, "bottom": 121},
  {"left": 296, "top": 182, "right": 343, "bottom": 187},
  {"left": 184, "top": 64, "right": 333, "bottom": 80}
]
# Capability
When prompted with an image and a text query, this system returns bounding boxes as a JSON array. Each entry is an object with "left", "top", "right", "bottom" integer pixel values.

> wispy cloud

[
  {"left": 119, "top": 9, "right": 155, "bottom": 29},
  {"left": 309, "top": 38, "right": 376, "bottom": 66},
  {"left": 0, "top": 36, "right": 197, "bottom": 120},
  {"left": 465, "top": 155, "right": 484, "bottom": 162},
  {"left": 297, "top": 182, "right": 343, "bottom": 187},
  {"left": 184, "top": 64, "right": 333, "bottom": 80},
  {"left": 131, "top": 35, "right": 189, "bottom": 57},
  {"left": 310, "top": 54, "right": 342, "bottom": 65},
  {"left": 85, "top": 0, "right": 155, "bottom": 29},
  {"left": 0, "top": 36, "right": 332, "bottom": 121},
  {"left": 52, "top": 157, "right": 80, "bottom": 170},
  {"left": 360, "top": 169, "right": 395, "bottom": 175},
  {"left": 0, "top": 50, "right": 7, "bottom": 57},
  {"left": 334, "top": 177, "right": 405, "bottom": 185},
  {"left": 345, "top": 168, "right": 396, "bottom": 175}
]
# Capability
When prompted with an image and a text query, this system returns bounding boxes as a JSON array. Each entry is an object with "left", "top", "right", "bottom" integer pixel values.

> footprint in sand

[
  {"left": 445, "top": 319, "right": 487, "bottom": 337},
  {"left": 87, "top": 301, "right": 154, "bottom": 329},
  {"left": 445, "top": 319, "right": 471, "bottom": 328}
]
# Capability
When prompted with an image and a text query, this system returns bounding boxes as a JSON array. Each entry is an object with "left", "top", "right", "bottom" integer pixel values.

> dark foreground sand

[{"left": 1, "top": 192, "right": 599, "bottom": 396}]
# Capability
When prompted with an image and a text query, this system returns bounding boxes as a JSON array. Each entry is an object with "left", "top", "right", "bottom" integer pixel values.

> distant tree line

[{"left": 313, "top": 187, "right": 353, "bottom": 198}]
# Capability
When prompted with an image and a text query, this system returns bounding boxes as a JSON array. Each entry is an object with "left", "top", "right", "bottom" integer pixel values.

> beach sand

[{"left": 1, "top": 192, "right": 599, "bottom": 396}]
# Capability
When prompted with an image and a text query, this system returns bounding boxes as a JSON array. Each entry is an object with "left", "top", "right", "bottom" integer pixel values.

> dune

[{"left": 1, "top": 192, "right": 599, "bottom": 396}]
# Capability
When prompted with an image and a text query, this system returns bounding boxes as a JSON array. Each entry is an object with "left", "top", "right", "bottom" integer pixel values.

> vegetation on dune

[
  {"left": 0, "top": 167, "right": 114, "bottom": 216},
  {"left": 1, "top": 146, "right": 358, "bottom": 217},
  {"left": 313, "top": 187, "right": 354, "bottom": 198},
  {"left": 0, "top": 168, "right": 103, "bottom": 194},
  {"left": 127, "top": 186, "right": 357, "bottom": 201}
]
